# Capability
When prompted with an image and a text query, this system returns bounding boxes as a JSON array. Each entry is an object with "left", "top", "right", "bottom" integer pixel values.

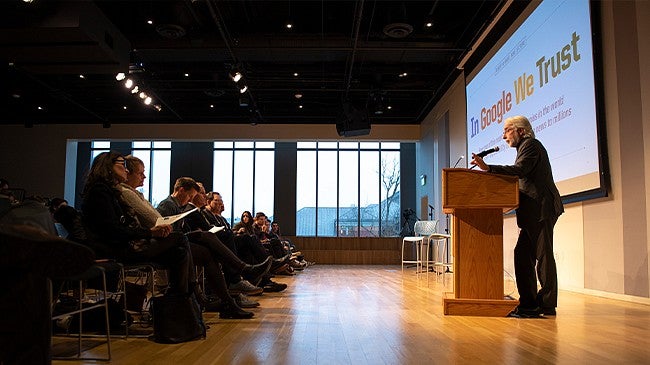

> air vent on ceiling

[
  {"left": 155, "top": 24, "right": 186, "bottom": 39},
  {"left": 383, "top": 23, "right": 413, "bottom": 38}
]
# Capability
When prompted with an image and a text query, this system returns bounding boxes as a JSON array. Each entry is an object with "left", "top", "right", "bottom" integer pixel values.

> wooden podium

[{"left": 441, "top": 168, "right": 519, "bottom": 316}]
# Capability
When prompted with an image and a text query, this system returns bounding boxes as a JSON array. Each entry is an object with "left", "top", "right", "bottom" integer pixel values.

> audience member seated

[
  {"left": 200, "top": 192, "right": 276, "bottom": 274},
  {"left": 253, "top": 212, "right": 295, "bottom": 275},
  {"left": 272, "top": 221, "right": 314, "bottom": 269},
  {"left": 156, "top": 177, "right": 267, "bottom": 299},
  {"left": 232, "top": 210, "right": 289, "bottom": 291},
  {"left": 183, "top": 185, "right": 268, "bottom": 309},
  {"left": 232, "top": 211, "right": 256, "bottom": 236}
]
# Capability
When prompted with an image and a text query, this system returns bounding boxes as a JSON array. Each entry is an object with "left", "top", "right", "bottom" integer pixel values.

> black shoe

[
  {"left": 262, "top": 280, "right": 287, "bottom": 293},
  {"left": 218, "top": 301, "right": 254, "bottom": 319},
  {"left": 507, "top": 307, "right": 542, "bottom": 318},
  {"left": 542, "top": 307, "right": 556, "bottom": 316},
  {"left": 242, "top": 256, "right": 273, "bottom": 286}
]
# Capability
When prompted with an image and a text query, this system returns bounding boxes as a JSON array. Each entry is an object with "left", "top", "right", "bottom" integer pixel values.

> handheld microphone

[
  {"left": 475, "top": 146, "right": 500, "bottom": 158},
  {"left": 453, "top": 155, "right": 465, "bottom": 168}
]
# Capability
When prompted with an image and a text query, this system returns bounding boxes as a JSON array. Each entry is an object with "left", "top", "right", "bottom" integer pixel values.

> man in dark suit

[{"left": 471, "top": 115, "right": 564, "bottom": 318}]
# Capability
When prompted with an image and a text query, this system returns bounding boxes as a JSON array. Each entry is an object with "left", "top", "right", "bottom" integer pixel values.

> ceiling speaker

[{"left": 336, "top": 102, "right": 371, "bottom": 137}]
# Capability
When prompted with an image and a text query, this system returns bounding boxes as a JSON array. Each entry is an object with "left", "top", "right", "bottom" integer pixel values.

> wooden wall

[{"left": 287, "top": 237, "right": 402, "bottom": 264}]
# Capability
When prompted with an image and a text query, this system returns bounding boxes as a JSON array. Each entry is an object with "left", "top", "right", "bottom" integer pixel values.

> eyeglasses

[{"left": 113, "top": 158, "right": 127, "bottom": 167}]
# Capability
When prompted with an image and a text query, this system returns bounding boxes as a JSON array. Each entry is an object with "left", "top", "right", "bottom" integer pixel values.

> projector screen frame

[{"left": 462, "top": 0, "right": 609, "bottom": 205}]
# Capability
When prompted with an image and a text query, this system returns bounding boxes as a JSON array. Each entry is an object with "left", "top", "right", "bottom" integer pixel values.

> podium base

[{"left": 443, "top": 292, "right": 519, "bottom": 317}]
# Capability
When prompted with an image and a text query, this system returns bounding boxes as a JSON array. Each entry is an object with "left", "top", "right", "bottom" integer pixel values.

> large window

[
  {"left": 213, "top": 141, "right": 275, "bottom": 226},
  {"left": 296, "top": 142, "right": 401, "bottom": 237},
  {"left": 90, "top": 141, "right": 110, "bottom": 160},
  {"left": 131, "top": 141, "right": 171, "bottom": 207}
]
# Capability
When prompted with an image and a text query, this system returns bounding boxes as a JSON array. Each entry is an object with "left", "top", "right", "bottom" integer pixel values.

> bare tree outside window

[{"left": 380, "top": 154, "right": 401, "bottom": 236}]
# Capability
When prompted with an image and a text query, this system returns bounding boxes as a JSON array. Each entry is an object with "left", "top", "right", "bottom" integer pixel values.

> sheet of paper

[
  {"left": 155, "top": 207, "right": 198, "bottom": 227},
  {"left": 209, "top": 225, "right": 225, "bottom": 234}
]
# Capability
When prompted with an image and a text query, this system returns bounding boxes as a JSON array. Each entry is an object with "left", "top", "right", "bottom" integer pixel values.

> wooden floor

[{"left": 54, "top": 265, "right": 650, "bottom": 365}]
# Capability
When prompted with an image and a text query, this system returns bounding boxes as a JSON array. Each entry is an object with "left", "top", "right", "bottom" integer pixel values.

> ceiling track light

[
  {"left": 239, "top": 84, "right": 248, "bottom": 94},
  {"left": 230, "top": 70, "right": 243, "bottom": 83}
]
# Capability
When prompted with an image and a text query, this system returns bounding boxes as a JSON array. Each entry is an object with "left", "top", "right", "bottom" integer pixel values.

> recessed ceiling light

[
  {"left": 398, "top": 72, "right": 408, "bottom": 77},
  {"left": 286, "top": 23, "right": 293, "bottom": 29},
  {"left": 298, "top": 105, "right": 303, "bottom": 109},
  {"left": 131, "top": 86, "right": 139, "bottom": 94},
  {"left": 426, "top": 22, "right": 433, "bottom": 28},
  {"left": 124, "top": 79, "right": 134, "bottom": 89},
  {"left": 210, "top": 104, "right": 214, "bottom": 108},
  {"left": 294, "top": 92, "right": 303, "bottom": 99},
  {"left": 123, "top": 106, "right": 128, "bottom": 110},
  {"left": 147, "top": 20, "right": 153, "bottom": 25},
  {"left": 144, "top": 97, "right": 152, "bottom": 105},
  {"left": 184, "top": 73, "right": 190, "bottom": 77},
  {"left": 37, "top": 106, "right": 43, "bottom": 110},
  {"left": 79, "top": 74, "right": 85, "bottom": 79},
  {"left": 116, "top": 72, "right": 126, "bottom": 81},
  {"left": 154, "top": 105, "right": 162, "bottom": 111},
  {"left": 387, "top": 105, "right": 392, "bottom": 110},
  {"left": 293, "top": 72, "right": 299, "bottom": 77}
]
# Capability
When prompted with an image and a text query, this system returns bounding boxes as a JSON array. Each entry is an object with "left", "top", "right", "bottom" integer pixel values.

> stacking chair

[
  {"left": 51, "top": 264, "right": 112, "bottom": 361},
  {"left": 122, "top": 263, "right": 158, "bottom": 332},
  {"left": 401, "top": 220, "right": 439, "bottom": 273},
  {"left": 422, "top": 221, "right": 452, "bottom": 283}
]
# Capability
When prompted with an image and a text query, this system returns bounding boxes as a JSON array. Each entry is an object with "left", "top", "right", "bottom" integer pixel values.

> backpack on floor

[{"left": 151, "top": 293, "right": 206, "bottom": 343}]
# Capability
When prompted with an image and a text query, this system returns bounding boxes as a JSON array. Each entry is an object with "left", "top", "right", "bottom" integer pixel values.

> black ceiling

[{"left": 0, "top": 0, "right": 528, "bottom": 127}]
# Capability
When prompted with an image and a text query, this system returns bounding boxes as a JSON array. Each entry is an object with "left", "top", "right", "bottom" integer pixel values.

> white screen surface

[{"left": 465, "top": 0, "right": 600, "bottom": 196}]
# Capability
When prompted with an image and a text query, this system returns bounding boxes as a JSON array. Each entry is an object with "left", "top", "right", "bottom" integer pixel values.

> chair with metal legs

[
  {"left": 421, "top": 221, "right": 451, "bottom": 283},
  {"left": 51, "top": 264, "right": 112, "bottom": 361},
  {"left": 401, "top": 220, "right": 439, "bottom": 274}
]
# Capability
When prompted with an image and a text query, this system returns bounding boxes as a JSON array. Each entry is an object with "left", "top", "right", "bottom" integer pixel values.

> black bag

[{"left": 151, "top": 293, "right": 206, "bottom": 343}]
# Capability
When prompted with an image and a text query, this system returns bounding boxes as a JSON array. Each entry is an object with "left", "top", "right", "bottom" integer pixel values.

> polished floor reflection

[{"left": 54, "top": 265, "right": 650, "bottom": 364}]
